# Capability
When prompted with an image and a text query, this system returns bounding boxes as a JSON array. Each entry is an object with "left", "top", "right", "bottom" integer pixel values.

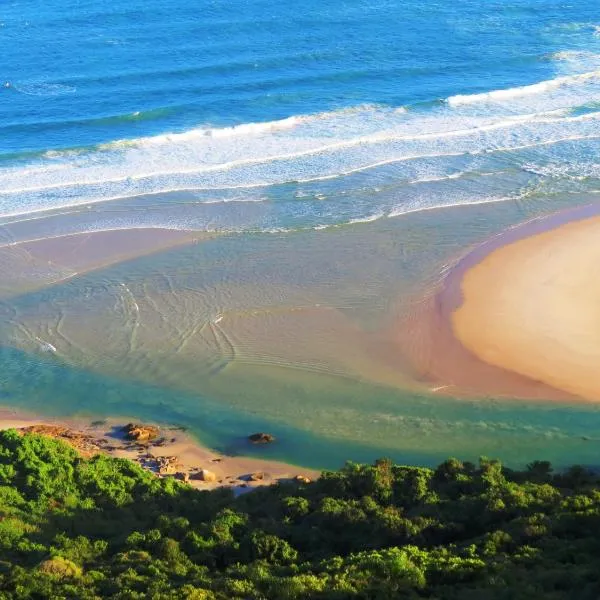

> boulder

[
  {"left": 158, "top": 463, "right": 176, "bottom": 476},
  {"left": 175, "top": 471, "right": 190, "bottom": 483},
  {"left": 248, "top": 432, "right": 275, "bottom": 444},
  {"left": 156, "top": 455, "right": 179, "bottom": 475},
  {"left": 294, "top": 475, "right": 311, "bottom": 484},
  {"left": 122, "top": 423, "right": 159, "bottom": 442},
  {"left": 196, "top": 469, "right": 217, "bottom": 482}
]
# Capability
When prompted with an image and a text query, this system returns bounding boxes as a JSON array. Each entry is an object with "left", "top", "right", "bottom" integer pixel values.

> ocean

[{"left": 1, "top": 0, "right": 600, "bottom": 469}]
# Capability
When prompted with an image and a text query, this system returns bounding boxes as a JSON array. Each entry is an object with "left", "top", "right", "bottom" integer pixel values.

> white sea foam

[
  {"left": 389, "top": 194, "right": 518, "bottom": 218},
  {"left": 0, "top": 108, "right": 591, "bottom": 198},
  {"left": 2, "top": 59, "right": 600, "bottom": 229},
  {"left": 347, "top": 212, "right": 385, "bottom": 225},
  {"left": 13, "top": 82, "right": 76, "bottom": 97},
  {"left": 447, "top": 70, "right": 600, "bottom": 106}
]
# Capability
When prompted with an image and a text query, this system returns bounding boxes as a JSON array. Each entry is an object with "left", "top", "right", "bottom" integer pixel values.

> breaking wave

[{"left": 2, "top": 55, "right": 600, "bottom": 232}]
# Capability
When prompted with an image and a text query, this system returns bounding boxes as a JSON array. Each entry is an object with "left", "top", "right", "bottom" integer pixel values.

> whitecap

[
  {"left": 447, "top": 70, "right": 600, "bottom": 106},
  {"left": 13, "top": 82, "right": 76, "bottom": 97}
]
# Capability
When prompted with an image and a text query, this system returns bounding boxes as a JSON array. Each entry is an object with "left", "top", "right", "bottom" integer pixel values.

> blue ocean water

[{"left": 1, "top": 0, "right": 600, "bottom": 231}]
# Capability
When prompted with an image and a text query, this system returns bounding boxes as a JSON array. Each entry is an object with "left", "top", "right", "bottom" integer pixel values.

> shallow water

[
  {"left": 2, "top": 197, "right": 600, "bottom": 469},
  {"left": 1, "top": 0, "right": 600, "bottom": 468}
]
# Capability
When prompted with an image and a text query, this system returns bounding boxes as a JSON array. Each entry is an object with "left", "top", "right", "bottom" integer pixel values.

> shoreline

[
  {"left": 450, "top": 203, "right": 600, "bottom": 402},
  {"left": 0, "top": 406, "right": 318, "bottom": 492},
  {"left": 403, "top": 202, "right": 600, "bottom": 402}
]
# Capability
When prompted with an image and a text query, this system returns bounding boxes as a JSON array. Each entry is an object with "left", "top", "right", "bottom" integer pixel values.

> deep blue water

[
  {"left": 1, "top": 0, "right": 600, "bottom": 230},
  {"left": 2, "top": 0, "right": 597, "bottom": 152}
]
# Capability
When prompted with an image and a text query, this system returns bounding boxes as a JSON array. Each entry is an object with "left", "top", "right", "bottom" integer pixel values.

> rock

[
  {"left": 249, "top": 472, "right": 264, "bottom": 481},
  {"left": 122, "top": 423, "right": 159, "bottom": 442},
  {"left": 20, "top": 425, "right": 101, "bottom": 458},
  {"left": 248, "top": 432, "right": 275, "bottom": 444},
  {"left": 158, "top": 463, "right": 176, "bottom": 476},
  {"left": 156, "top": 455, "right": 179, "bottom": 475},
  {"left": 294, "top": 475, "right": 311, "bottom": 484},
  {"left": 198, "top": 469, "right": 217, "bottom": 482},
  {"left": 175, "top": 471, "right": 190, "bottom": 483}
]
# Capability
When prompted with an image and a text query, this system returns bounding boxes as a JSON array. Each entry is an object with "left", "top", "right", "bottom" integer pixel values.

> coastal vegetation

[{"left": 0, "top": 429, "right": 598, "bottom": 599}]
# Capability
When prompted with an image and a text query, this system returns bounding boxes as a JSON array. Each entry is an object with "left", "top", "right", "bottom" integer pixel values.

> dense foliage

[{"left": 0, "top": 429, "right": 598, "bottom": 599}]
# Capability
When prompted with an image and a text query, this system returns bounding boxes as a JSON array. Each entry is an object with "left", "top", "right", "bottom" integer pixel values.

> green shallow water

[
  {"left": 2, "top": 196, "right": 600, "bottom": 471},
  {"left": 1, "top": 345, "right": 600, "bottom": 470}
]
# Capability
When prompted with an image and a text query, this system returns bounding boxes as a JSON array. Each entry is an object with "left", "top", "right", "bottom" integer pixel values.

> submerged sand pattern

[{"left": 3, "top": 199, "right": 600, "bottom": 469}]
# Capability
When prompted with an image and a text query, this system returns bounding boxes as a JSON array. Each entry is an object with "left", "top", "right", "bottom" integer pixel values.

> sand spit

[
  {"left": 451, "top": 207, "right": 600, "bottom": 402},
  {"left": 401, "top": 203, "right": 600, "bottom": 402},
  {"left": 0, "top": 409, "right": 318, "bottom": 493}
]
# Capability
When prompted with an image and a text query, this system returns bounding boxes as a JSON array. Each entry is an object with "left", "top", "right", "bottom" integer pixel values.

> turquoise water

[{"left": 1, "top": 0, "right": 600, "bottom": 469}]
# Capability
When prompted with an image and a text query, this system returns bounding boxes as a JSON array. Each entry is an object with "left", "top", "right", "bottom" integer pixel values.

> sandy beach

[
  {"left": 0, "top": 407, "right": 318, "bottom": 492},
  {"left": 437, "top": 203, "right": 600, "bottom": 402},
  {"left": 451, "top": 210, "right": 600, "bottom": 402},
  {"left": 396, "top": 203, "right": 600, "bottom": 403}
]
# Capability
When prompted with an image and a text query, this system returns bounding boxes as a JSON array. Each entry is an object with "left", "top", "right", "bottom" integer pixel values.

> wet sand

[
  {"left": 0, "top": 228, "right": 210, "bottom": 297},
  {"left": 0, "top": 407, "right": 318, "bottom": 492},
  {"left": 426, "top": 203, "right": 600, "bottom": 402}
]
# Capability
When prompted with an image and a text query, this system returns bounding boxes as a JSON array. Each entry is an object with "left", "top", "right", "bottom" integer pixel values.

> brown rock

[
  {"left": 198, "top": 469, "right": 217, "bottom": 482},
  {"left": 175, "top": 471, "right": 190, "bottom": 483},
  {"left": 155, "top": 455, "right": 179, "bottom": 475},
  {"left": 122, "top": 423, "right": 159, "bottom": 442},
  {"left": 20, "top": 425, "right": 101, "bottom": 458},
  {"left": 294, "top": 475, "right": 311, "bottom": 484},
  {"left": 249, "top": 472, "right": 265, "bottom": 481},
  {"left": 158, "top": 463, "right": 176, "bottom": 476},
  {"left": 248, "top": 432, "right": 275, "bottom": 444}
]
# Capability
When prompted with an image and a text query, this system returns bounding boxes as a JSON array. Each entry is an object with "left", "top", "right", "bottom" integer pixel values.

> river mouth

[{"left": 1, "top": 193, "right": 600, "bottom": 470}]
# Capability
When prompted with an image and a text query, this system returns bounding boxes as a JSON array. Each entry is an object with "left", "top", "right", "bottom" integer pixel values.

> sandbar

[{"left": 450, "top": 204, "right": 600, "bottom": 401}]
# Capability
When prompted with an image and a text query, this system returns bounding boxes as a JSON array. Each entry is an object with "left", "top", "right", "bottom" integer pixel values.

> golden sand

[
  {"left": 452, "top": 214, "right": 600, "bottom": 401},
  {"left": 0, "top": 408, "right": 317, "bottom": 490}
]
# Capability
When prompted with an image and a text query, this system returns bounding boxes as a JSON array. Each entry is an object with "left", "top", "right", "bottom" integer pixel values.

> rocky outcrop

[
  {"left": 294, "top": 475, "right": 311, "bottom": 484},
  {"left": 156, "top": 455, "right": 179, "bottom": 475},
  {"left": 175, "top": 471, "right": 190, "bottom": 483},
  {"left": 20, "top": 425, "right": 101, "bottom": 457},
  {"left": 122, "top": 423, "right": 159, "bottom": 442},
  {"left": 248, "top": 432, "right": 275, "bottom": 444},
  {"left": 193, "top": 469, "right": 217, "bottom": 482}
]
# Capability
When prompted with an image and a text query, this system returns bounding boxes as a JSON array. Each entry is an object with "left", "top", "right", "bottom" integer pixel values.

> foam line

[{"left": 447, "top": 70, "right": 600, "bottom": 106}]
